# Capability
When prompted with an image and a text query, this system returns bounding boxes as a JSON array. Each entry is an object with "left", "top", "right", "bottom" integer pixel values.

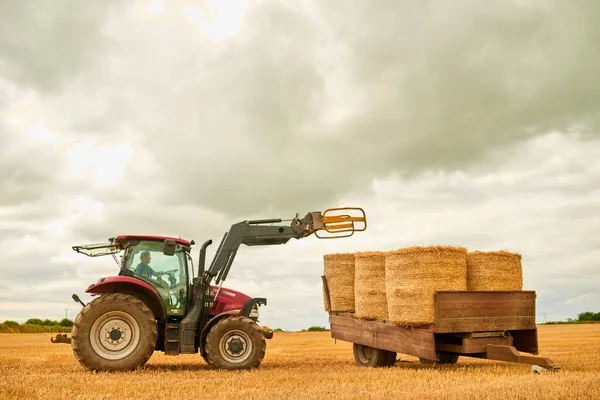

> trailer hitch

[{"left": 51, "top": 334, "right": 71, "bottom": 344}]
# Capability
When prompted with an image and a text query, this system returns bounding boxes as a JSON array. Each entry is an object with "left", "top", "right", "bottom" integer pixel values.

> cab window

[{"left": 124, "top": 241, "right": 188, "bottom": 316}]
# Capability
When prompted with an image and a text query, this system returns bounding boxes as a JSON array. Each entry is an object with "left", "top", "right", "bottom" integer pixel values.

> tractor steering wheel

[{"left": 156, "top": 269, "right": 179, "bottom": 289}]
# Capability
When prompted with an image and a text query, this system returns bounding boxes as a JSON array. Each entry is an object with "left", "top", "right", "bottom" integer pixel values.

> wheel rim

[
  {"left": 218, "top": 329, "right": 253, "bottom": 364},
  {"left": 90, "top": 311, "right": 140, "bottom": 360},
  {"left": 356, "top": 345, "right": 373, "bottom": 364}
]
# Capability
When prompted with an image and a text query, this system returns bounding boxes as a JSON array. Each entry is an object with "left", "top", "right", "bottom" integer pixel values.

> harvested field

[{"left": 0, "top": 325, "right": 599, "bottom": 399}]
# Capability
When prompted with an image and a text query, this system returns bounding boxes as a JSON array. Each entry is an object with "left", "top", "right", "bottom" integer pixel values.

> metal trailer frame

[{"left": 326, "top": 289, "right": 559, "bottom": 370}]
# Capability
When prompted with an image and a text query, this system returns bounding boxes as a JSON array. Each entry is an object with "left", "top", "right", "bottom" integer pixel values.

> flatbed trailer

[{"left": 326, "top": 290, "right": 559, "bottom": 371}]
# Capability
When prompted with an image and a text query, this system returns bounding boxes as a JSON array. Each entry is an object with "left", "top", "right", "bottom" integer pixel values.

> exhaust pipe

[{"left": 198, "top": 239, "right": 212, "bottom": 279}]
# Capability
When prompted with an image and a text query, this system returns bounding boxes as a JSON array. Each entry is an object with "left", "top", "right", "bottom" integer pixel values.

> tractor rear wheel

[
  {"left": 353, "top": 344, "right": 396, "bottom": 368},
  {"left": 204, "top": 316, "right": 266, "bottom": 370},
  {"left": 419, "top": 351, "right": 460, "bottom": 365},
  {"left": 71, "top": 293, "right": 157, "bottom": 371}
]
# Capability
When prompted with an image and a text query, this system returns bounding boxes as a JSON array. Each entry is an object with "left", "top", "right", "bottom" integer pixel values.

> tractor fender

[
  {"left": 85, "top": 277, "right": 166, "bottom": 323},
  {"left": 240, "top": 297, "right": 267, "bottom": 318}
]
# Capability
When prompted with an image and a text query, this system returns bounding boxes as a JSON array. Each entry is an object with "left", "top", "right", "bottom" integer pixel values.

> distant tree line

[
  {"left": 577, "top": 312, "right": 600, "bottom": 321},
  {"left": 0, "top": 318, "right": 74, "bottom": 333},
  {"left": 23, "top": 318, "right": 74, "bottom": 327},
  {"left": 301, "top": 326, "right": 329, "bottom": 332},
  {"left": 544, "top": 311, "right": 600, "bottom": 324}
]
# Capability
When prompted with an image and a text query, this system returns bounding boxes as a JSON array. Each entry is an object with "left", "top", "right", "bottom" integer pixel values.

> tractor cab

[
  {"left": 73, "top": 235, "right": 194, "bottom": 317},
  {"left": 119, "top": 236, "right": 191, "bottom": 316}
]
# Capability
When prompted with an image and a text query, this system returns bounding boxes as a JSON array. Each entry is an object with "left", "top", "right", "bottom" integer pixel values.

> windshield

[{"left": 123, "top": 240, "right": 188, "bottom": 315}]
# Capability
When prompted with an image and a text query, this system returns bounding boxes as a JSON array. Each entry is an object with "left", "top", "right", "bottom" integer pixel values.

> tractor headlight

[{"left": 249, "top": 305, "right": 259, "bottom": 318}]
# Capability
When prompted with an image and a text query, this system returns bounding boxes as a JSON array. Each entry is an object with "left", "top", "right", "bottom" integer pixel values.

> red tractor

[{"left": 64, "top": 208, "right": 366, "bottom": 371}]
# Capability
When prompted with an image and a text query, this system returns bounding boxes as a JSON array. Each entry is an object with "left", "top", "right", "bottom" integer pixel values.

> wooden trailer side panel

[
  {"left": 330, "top": 315, "right": 438, "bottom": 360},
  {"left": 434, "top": 291, "right": 536, "bottom": 333}
]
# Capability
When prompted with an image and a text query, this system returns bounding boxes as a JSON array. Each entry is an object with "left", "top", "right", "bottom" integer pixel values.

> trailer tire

[
  {"left": 385, "top": 350, "right": 397, "bottom": 366},
  {"left": 419, "top": 351, "right": 460, "bottom": 365},
  {"left": 71, "top": 293, "right": 157, "bottom": 371},
  {"left": 353, "top": 344, "right": 396, "bottom": 368},
  {"left": 205, "top": 316, "right": 266, "bottom": 370}
]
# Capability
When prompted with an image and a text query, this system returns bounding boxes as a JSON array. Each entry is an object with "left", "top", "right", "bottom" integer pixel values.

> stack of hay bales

[
  {"left": 354, "top": 252, "right": 388, "bottom": 320},
  {"left": 323, "top": 253, "right": 355, "bottom": 312},
  {"left": 322, "top": 246, "right": 524, "bottom": 327},
  {"left": 385, "top": 246, "right": 467, "bottom": 326},
  {"left": 467, "top": 250, "right": 523, "bottom": 291}
]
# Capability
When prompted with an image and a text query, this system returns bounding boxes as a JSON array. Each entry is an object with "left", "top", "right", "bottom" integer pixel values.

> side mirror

[{"left": 163, "top": 239, "right": 176, "bottom": 256}]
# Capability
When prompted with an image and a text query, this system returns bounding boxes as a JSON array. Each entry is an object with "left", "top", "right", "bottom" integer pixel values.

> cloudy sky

[{"left": 1, "top": 0, "right": 598, "bottom": 331}]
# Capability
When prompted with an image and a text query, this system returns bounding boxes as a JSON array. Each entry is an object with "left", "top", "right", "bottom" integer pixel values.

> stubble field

[{"left": 0, "top": 324, "right": 599, "bottom": 399}]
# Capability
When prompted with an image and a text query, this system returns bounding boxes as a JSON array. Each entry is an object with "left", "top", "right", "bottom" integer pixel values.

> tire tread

[{"left": 71, "top": 293, "right": 157, "bottom": 371}]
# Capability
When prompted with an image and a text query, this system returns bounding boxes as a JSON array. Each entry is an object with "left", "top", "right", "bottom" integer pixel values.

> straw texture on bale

[
  {"left": 467, "top": 251, "right": 523, "bottom": 291},
  {"left": 385, "top": 246, "right": 467, "bottom": 326},
  {"left": 323, "top": 253, "right": 355, "bottom": 312},
  {"left": 354, "top": 252, "right": 388, "bottom": 320}
]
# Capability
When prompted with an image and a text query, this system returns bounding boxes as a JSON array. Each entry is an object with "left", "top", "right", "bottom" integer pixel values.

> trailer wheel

[
  {"left": 71, "top": 293, "right": 157, "bottom": 371},
  {"left": 419, "top": 351, "right": 460, "bottom": 365},
  {"left": 385, "top": 350, "right": 397, "bottom": 366},
  {"left": 353, "top": 344, "right": 396, "bottom": 368},
  {"left": 205, "top": 316, "right": 266, "bottom": 370}
]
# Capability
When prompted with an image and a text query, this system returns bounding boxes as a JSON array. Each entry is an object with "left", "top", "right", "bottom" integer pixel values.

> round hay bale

[
  {"left": 467, "top": 251, "right": 522, "bottom": 291},
  {"left": 385, "top": 246, "right": 467, "bottom": 326},
  {"left": 323, "top": 253, "right": 355, "bottom": 312},
  {"left": 354, "top": 252, "right": 388, "bottom": 320}
]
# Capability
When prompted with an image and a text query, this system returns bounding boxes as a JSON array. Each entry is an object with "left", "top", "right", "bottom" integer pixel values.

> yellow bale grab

[{"left": 317, "top": 207, "right": 367, "bottom": 239}]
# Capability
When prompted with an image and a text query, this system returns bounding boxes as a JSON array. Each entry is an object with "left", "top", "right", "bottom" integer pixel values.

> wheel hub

[
  {"left": 357, "top": 345, "right": 373, "bottom": 363},
  {"left": 101, "top": 320, "right": 129, "bottom": 349},
  {"left": 219, "top": 329, "right": 253, "bottom": 364},
  {"left": 90, "top": 311, "right": 141, "bottom": 360},
  {"left": 227, "top": 338, "right": 245, "bottom": 354},
  {"left": 109, "top": 328, "right": 123, "bottom": 342}
]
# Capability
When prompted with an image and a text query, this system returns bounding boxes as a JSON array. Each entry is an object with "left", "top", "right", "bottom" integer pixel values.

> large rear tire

[
  {"left": 71, "top": 293, "right": 157, "bottom": 371},
  {"left": 353, "top": 344, "right": 396, "bottom": 368},
  {"left": 205, "top": 316, "right": 266, "bottom": 370}
]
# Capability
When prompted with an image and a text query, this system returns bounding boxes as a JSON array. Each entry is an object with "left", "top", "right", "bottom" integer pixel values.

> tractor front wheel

[
  {"left": 71, "top": 293, "right": 157, "bottom": 371},
  {"left": 204, "top": 316, "right": 266, "bottom": 370}
]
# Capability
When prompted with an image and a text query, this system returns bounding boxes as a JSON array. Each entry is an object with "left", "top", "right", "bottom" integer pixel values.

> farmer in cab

[{"left": 135, "top": 251, "right": 157, "bottom": 278}]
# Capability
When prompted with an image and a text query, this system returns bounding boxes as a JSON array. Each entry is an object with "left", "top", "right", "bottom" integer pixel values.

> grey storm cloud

[
  {"left": 3, "top": 1, "right": 600, "bottom": 218},
  {"left": 0, "top": 0, "right": 117, "bottom": 91}
]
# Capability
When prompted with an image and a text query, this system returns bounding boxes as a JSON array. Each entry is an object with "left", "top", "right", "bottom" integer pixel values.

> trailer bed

[{"left": 329, "top": 291, "right": 558, "bottom": 370}]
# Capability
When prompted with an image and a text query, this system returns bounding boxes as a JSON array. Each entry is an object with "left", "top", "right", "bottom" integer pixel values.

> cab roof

[{"left": 115, "top": 235, "right": 192, "bottom": 247}]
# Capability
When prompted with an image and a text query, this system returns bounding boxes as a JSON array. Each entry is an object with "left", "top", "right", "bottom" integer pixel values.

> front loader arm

[{"left": 205, "top": 208, "right": 366, "bottom": 285}]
